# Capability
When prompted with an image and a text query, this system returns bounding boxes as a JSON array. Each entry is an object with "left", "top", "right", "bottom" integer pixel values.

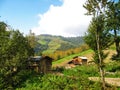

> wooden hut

[
  {"left": 68, "top": 56, "right": 88, "bottom": 65},
  {"left": 28, "top": 56, "right": 53, "bottom": 73},
  {"left": 78, "top": 56, "right": 88, "bottom": 65}
]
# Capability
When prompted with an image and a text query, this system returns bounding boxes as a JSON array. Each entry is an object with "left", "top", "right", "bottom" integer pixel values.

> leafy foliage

[
  {"left": 17, "top": 65, "right": 102, "bottom": 90},
  {"left": 48, "top": 44, "right": 89, "bottom": 61},
  {"left": 0, "top": 21, "right": 34, "bottom": 89},
  {"left": 26, "top": 30, "right": 37, "bottom": 52},
  {"left": 84, "top": 15, "right": 113, "bottom": 64},
  {"left": 83, "top": 0, "right": 113, "bottom": 89},
  {"left": 106, "top": 0, "right": 120, "bottom": 58},
  {"left": 61, "top": 36, "right": 84, "bottom": 47}
]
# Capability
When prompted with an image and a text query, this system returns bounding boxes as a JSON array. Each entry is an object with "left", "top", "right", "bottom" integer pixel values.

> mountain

[{"left": 35, "top": 34, "right": 84, "bottom": 54}]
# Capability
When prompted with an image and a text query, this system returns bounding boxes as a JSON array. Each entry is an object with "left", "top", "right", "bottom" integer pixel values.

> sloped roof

[
  {"left": 30, "top": 56, "right": 42, "bottom": 61},
  {"left": 78, "top": 56, "right": 88, "bottom": 60}
]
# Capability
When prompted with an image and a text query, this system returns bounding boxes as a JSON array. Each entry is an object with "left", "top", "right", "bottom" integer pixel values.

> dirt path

[{"left": 89, "top": 77, "right": 120, "bottom": 87}]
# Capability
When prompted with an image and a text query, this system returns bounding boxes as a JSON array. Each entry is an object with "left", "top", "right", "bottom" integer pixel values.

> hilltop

[{"left": 35, "top": 34, "right": 84, "bottom": 54}]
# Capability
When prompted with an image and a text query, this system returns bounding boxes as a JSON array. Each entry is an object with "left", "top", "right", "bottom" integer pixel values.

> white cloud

[{"left": 32, "top": 0, "right": 92, "bottom": 37}]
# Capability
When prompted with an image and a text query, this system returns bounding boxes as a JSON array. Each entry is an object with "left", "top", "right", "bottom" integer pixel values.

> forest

[{"left": 0, "top": 0, "right": 120, "bottom": 90}]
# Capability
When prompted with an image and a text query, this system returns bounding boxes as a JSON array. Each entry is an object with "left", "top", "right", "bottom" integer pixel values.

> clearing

[{"left": 52, "top": 49, "right": 116, "bottom": 67}]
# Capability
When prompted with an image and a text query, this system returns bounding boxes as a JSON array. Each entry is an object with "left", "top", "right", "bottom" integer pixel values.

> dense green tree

[
  {"left": 83, "top": 0, "right": 109, "bottom": 89},
  {"left": 0, "top": 21, "right": 34, "bottom": 89},
  {"left": 84, "top": 17, "right": 113, "bottom": 51},
  {"left": 26, "top": 30, "right": 36, "bottom": 49},
  {"left": 84, "top": 16, "right": 114, "bottom": 90},
  {"left": 106, "top": 1, "right": 120, "bottom": 58}
]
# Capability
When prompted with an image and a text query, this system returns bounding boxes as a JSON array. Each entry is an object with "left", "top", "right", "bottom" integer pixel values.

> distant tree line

[
  {"left": 61, "top": 36, "right": 84, "bottom": 46},
  {"left": 44, "top": 44, "right": 89, "bottom": 61}
]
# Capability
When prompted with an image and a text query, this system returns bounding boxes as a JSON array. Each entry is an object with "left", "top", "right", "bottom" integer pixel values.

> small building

[
  {"left": 28, "top": 56, "right": 53, "bottom": 74},
  {"left": 78, "top": 56, "right": 88, "bottom": 65},
  {"left": 68, "top": 56, "right": 88, "bottom": 65}
]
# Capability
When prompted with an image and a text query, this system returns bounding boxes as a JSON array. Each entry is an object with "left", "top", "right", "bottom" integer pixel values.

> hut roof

[
  {"left": 78, "top": 56, "right": 88, "bottom": 60},
  {"left": 30, "top": 56, "right": 42, "bottom": 61}
]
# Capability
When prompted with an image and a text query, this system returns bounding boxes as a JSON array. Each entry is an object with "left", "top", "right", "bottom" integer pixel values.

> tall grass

[
  {"left": 16, "top": 65, "right": 101, "bottom": 90},
  {"left": 16, "top": 47, "right": 120, "bottom": 90},
  {"left": 105, "top": 61, "right": 120, "bottom": 78},
  {"left": 16, "top": 63, "right": 120, "bottom": 90}
]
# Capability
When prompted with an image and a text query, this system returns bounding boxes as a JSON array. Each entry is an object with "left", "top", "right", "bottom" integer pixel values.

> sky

[{"left": 0, "top": 0, "right": 92, "bottom": 37}]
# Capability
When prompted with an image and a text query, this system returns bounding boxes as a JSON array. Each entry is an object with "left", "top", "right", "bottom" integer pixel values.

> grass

[
  {"left": 42, "top": 39, "right": 61, "bottom": 54},
  {"left": 109, "top": 44, "right": 116, "bottom": 50},
  {"left": 16, "top": 65, "right": 101, "bottom": 90},
  {"left": 38, "top": 40, "right": 47, "bottom": 45},
  {"left": 105, "top": 61, "right": 120, "bottom": 78},
  {"left": 16, "top": 48, "right": 120, "bottom": 90},
  {"left": 52, "top": 49, "right": 93, "bottom": 65},
  {"left": 16, "top": 64, "right": 120, "bottom": 90},
  {"left": 17, "top": 46, "right": 120, "bottom": 90},
  {"left": 42, "top": 49, "right": 55, "bottom": 54}
]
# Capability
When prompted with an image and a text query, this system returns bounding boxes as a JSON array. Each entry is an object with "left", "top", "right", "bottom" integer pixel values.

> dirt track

[{"left": 89, "top": 77, "right": 120, "bottom": 87}]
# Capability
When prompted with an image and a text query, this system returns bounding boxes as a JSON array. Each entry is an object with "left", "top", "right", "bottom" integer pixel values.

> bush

[
  {"left": 17, "top": 65, "right": 101, "bottom": 90},
  {"left": 16, "top": 64, "right": 120, "bottom": 89},
  {"left": 105, "top": 61, "right": 120, "bottom": 77},
  {"left": 105, "top": 61, "right": 120, "bottom": 72}
]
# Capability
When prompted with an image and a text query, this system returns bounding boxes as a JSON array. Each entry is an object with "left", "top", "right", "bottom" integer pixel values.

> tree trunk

[
  {"left": 114, "top": 30, "right": 120, "bottom": 57},
  {"left": 96, "top": 31, "right": 106, "bottom": 90},
  {"left": 99, "top": 66, "right": 105, "bottom": 90},
  {"left": 115, "top": 40, "right": 120, "bottom": 57}
]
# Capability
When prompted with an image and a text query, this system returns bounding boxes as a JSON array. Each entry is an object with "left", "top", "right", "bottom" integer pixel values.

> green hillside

[{"left": 35, "top": 34, "right": 84, "bottom": 54}]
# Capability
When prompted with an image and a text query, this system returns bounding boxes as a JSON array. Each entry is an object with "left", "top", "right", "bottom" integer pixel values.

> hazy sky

[{"left": 0, "top": 0, "right": 92, "bottom": 37}]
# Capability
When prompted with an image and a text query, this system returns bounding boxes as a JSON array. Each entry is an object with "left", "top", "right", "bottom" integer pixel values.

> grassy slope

[
  {"left": 38, "top": 36, "right": 73, "bottom": 54},
  {"left": 38, "top": 39, "right": 47, "bottom": 45},
  {"left": 37, "top": 35, "right": 84, "bottom": 55},
  {"left": 52, "top": 45, "right": 116, "bottom": 67},
  {"left": 52, "top": 49, "right": 93, "bottom": 67},
  {"left": 42, "top": 38, "right": 64, "bottom": 54}
]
